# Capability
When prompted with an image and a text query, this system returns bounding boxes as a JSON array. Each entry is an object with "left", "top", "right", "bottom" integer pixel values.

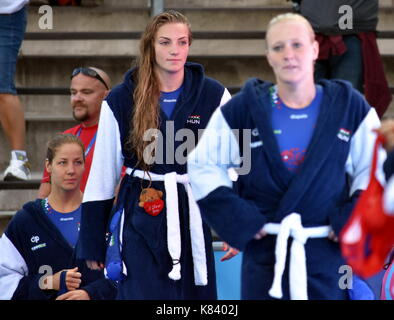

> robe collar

[{"left": 244, "top": 78, "right": 353, "bottom": 220}]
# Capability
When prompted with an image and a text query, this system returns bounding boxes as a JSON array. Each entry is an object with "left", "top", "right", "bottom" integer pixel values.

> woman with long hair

[
  {"left": 188, "top": 13, "right": 385, "bottom": 299},
  {"left": 0, "top": 134, "right": 117, "bottom": 299},
  {"left": 77, "top": 10, "right": 231, "bottom": 299}
]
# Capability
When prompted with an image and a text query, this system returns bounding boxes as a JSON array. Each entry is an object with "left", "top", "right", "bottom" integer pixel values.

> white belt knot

[
  {"left": 263, "top": 213, "right": 331, "bottom": 300},
  {"left": 126, "top": 168, "right": 208, "bottom": 286}
]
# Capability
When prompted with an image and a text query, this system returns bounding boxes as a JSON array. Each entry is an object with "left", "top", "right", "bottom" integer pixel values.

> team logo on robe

[
  {"left": 31, "top": 243, "right": 47, "bottom": 251},
  {"left": 30, "top": 235, "right": 47, "bottom": 251},
  {"left": 250, "top": 128, "right": 262, "bottom": 148},
  {"left": 250, "top": 141, "right": 263, "bottom": 148},
  {"left": 187, "top": 115, "right": 200, "bottom": 125},
  {"left": 337, "top": 128, "right": 351, "bottom": 142}
]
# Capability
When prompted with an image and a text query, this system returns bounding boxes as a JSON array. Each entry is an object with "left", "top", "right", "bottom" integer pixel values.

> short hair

[
  {"left": 266, "top": 13, "right": 315, "bottom": 43},
  {"left": 46, "top": 133, "right": 85, "bottom": 164}
]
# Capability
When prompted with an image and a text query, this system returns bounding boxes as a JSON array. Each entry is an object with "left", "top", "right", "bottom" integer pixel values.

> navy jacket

[
  {"left": 188, "top": 78, "right": 384, "bottom": 299},
  {"left": 77, "top": 62, "right": 230, "bottom": 299},
  {"left": 384, "top": 150, "right": 394, "bottom": 180},
  {"left": 0, "top": 199, "right": 117, "bottom": 300}
]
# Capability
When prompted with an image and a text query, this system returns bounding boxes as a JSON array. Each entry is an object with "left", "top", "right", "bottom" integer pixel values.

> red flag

[{"left": 340, "top": 135, "right": 394, "bottom": 278}]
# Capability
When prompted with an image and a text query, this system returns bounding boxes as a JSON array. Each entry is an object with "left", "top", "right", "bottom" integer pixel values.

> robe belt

[
  {"left": 263, "top": 213, "right": 331, "bottom": 300},
  {"left": 126, "top": 168, "right": 208, "bottom": 286}
]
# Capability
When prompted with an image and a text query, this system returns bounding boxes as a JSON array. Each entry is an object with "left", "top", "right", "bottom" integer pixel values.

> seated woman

[{"left": 0, "top": 133, "right": 117, "bottom": 300}]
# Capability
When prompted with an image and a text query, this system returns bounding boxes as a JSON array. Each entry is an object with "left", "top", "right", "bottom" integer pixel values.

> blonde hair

[
  {"left": 266, "top": 13, "right": 315, "bottom": 43},
  {"left": 127, "top": 10, "right": 192, "bottom": 171}
]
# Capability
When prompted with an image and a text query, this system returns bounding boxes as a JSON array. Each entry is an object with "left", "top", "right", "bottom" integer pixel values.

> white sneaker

[{"left": 3, "top": 159, "right": 32, "bottom": 181}]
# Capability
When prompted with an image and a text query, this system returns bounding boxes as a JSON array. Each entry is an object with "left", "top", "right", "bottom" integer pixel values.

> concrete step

[
  {"left": 378, "top": 9, "right": 394, "bottom": 31},
  {"left": 26, "top": 8, "right": 394, "bottom": 34},
  {"left": 15, "top": 56, "right": 128, "bottom": 87},
  {"left": 166, "top": 0, "right": 291, "bottom": 8},
  {"left": 22, "top": 96, "right": 72, "bottom": 119},
  {"left": 19, "top": 38, "right": 394, "bottom": 58},
  {"left": 0, "top": 173, "right": 41, "bottom": 235},
  {"left": 23, "top": 0, "right": 394, "bottom": 59},
  {"left": 18, "top": 93, "right": 394, "bottom": 119},
  {"left": 14, "top": 55, "right": 394, "bottom": 86},
  {"left": 12, "top": 54, "right": 394, "bottom": 96},
  {"left": 17, "top": 90, "right": 394, "bottom": 113},
  {"left": 167, "top": 0, "right": 394, "bottom": 9},
  {"left": 0, "top": 211, "right": 15, "bottom": 218},
  {"left": 12, "top": 55, "right": 394, "bottom": 120},
  {"left": 174, "top": 8, "right": 394, "bottom": 32},
  {"left": 28, "top": 0, "right": 394, "bottom": 10},
  {"left": 29, "top": 0, "right": 150, "bottom": 10},
  {"left": 0, "top": 218, "right": 11, "bottom": 236},
  {"left": 25, "top": 3, "right": 289, "bottom": 34},
  {"left": 0, "top": 120, "right": 76, "bottom": 172},
  {"left": 26, "top": 6, "right": 150, "bottom": 33},
  {"left": 0, "top": 190, "right": 38, "bottom": 212}
]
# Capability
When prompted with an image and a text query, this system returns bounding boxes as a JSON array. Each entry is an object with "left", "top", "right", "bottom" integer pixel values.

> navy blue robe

[
  {"left": 384, "top": 150, "right": 394, "bottom": 179},
  {"left": 77, "top": 62, "right": 230, "bottom": 299},
  {"left": 188, "top": 78, "right": 385, "bottom": 300},
  {"left": 383, "top": 150, "right": 394, "bottom": 215},
  {"left": 0, "top": 199, "right": 117, "bottom": 300}
]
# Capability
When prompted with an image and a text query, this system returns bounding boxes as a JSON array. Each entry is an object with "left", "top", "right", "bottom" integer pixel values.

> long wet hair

[{"left": 127, "top": 10, "right": 192, "bottom": 171}]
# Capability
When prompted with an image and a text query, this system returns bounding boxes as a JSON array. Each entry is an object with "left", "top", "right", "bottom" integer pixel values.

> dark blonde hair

[
  {"left": 266, "top": 13, "right": 315, "bottom": 44},
  {"left": 128, "top": 10, "right": 192, "bottom": 171},
  {"left": 46, "top": 133, "right": 85, "bottom": 164}
]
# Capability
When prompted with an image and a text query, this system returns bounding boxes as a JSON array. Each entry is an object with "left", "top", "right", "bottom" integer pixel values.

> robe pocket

[{"left": 131, "top": 202, "right": 167, "bottom": 250}]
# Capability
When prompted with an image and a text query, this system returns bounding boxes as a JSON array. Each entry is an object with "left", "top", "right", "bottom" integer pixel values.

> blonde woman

[
  {"left": 77, "top": 10, "right": 231, "bottom": 299},
  {"left": 188, "top": 13, "right": 385, "bottom": 300}
]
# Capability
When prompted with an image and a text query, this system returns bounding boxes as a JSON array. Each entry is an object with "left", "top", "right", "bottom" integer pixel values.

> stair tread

[{"left": 19, "top": 39, "right": 394, "bottom": 58}]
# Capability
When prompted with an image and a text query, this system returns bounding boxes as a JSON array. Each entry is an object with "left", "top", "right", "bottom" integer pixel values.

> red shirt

[{"left": 41, "top": 124, "right": 98, "bottom": 193}]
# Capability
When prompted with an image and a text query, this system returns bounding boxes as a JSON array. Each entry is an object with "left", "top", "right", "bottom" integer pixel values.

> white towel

[
  {"left": 185, "top": 181, "right": 207, "bottom": 285},
  {"left": 263, "top": 213, "right": 331, "bottom": 300},
  {"left": 128, "top": 168, "right": 208, "bottom": 286},
  {"left": 164, "top": 172, "right": 182, "bottom": 281}
]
